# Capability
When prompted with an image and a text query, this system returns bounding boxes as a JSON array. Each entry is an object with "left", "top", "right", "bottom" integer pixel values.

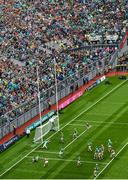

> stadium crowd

[
  {"left": 0, "top": 47, "right": 116, "bottom": 118},
  {"left": 0, "top": 0, "right": 128, "bottom": 123},
  {"left": 1, "top": 0, "right": 127, "bottom": 60}
]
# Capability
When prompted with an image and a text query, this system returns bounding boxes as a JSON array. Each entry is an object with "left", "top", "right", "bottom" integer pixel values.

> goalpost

[
  {"left": 33, "top": 115, "right": 59, "bottom": 143},
  {"left": 34, "top": 59, "right": 60, "bottom": 143}
]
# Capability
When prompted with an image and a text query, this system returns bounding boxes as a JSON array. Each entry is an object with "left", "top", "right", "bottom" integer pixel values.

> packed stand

[
  {"left": 0, "top": 0, "right": 128, "bottom": 125},
  {"left": 0, "top": 0, "right": 128, "bottom": 62},
  {"left": 0, "top": 46, "right": 116, "bottom": 121}
]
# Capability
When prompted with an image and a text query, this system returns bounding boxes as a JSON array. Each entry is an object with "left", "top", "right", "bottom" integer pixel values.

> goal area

[{"left": 33, "top": 115, "right": 59, "bottom": 143}]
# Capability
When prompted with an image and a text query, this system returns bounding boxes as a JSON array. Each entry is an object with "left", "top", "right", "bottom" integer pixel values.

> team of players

[{"left": 32, "top": 126, "right": 116, "bottom": 177}]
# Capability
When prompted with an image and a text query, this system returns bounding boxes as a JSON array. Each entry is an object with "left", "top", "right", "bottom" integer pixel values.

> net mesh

[{"left": 34, "top": 115, "right": 59, "bottom": 143}]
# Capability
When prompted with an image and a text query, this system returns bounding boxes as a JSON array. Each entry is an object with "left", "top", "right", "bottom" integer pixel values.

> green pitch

[{"left": 0, "top": 76, "right": 128, "bottom": 179}]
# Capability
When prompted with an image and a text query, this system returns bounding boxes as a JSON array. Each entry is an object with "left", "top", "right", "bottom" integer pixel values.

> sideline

[{"left": 94, "top": 142, "right": 128, "bottom": 179}]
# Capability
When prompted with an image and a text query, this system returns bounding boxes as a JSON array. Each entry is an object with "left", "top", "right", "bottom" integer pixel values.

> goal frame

[{"left": 33, "top": 115, "right": 59, "bottom": 143}]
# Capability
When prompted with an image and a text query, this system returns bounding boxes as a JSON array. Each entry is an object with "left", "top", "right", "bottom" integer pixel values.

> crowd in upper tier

[
  {"left": 0, "top": 0, "right": 128, "bottom": 121},
  {"left": 1, "top": 0, "right": 128, "bottom": 61}
]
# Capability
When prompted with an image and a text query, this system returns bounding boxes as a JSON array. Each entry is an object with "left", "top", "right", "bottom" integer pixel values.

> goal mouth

[{"left": 33, "top": 115, "right": 59, "bottom": 143}]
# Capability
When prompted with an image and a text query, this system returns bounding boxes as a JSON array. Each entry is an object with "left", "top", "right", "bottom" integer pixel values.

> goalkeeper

[{"left": 42, "top": 140, "right": 49, "bottom": 149}]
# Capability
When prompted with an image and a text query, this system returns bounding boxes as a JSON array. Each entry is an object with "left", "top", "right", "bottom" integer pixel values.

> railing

[{"left": 62, "top": 44, "right": 119, "bottom": 53}]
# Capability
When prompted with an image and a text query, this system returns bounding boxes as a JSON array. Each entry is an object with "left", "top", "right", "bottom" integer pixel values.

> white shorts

[{"left": 45, "top": 160, "right": 48, "bottom": 164}]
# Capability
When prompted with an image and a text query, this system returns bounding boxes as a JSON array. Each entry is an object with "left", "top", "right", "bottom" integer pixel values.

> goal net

[{"left": 33, "top": 115, "right": 59, "bottom": 143}]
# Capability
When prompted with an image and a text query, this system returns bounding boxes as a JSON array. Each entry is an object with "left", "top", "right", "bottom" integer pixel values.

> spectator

[
  {"left": 26, "top": 128, "right": 30, "bottom": 138},
  {"left": 0, "top": 0, "right": 127, "bottom": 127},
  {"left": 13, "top": 124, "right": 16, "bottom": 135}
]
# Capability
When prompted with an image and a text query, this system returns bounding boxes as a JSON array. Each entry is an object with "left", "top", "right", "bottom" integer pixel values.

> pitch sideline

[{"left": 94, "top": 142, "right": 128, "bottom": 179}]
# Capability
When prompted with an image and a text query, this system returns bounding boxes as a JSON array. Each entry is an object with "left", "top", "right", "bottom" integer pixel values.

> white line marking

[
  {"left": 0, "top": 79, "right": 127, "bottom": 177},
  {"left": 27, "top": 156, "right": 107, "bottom": 165},
  {"left": 94, "top": 142, "right": 128, "bottom": 179}
]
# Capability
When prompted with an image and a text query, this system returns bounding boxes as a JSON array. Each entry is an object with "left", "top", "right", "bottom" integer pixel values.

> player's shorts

[{"left": 45, "top": 160, "right": 48, "bottom": 164}]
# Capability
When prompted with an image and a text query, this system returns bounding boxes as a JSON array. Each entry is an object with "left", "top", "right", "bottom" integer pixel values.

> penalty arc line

[
  {"left": 94, "top": 142, "right": 128, "bottom": 180},
  {"left": 0, "top": 79, "right": 127, "bottom": 177}
]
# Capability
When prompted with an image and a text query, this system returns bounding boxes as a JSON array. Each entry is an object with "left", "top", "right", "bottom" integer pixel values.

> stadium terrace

[{"left": 0, "top": 0, "right": 128, "bottom": 179}]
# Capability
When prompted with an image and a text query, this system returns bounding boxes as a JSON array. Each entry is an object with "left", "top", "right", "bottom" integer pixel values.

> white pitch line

[
  {"left": 0, "top": 79, "right": 127, "bottom": 177},
  {"left": 94, "top": 142, "right": 128, "bottom": 180},
  {"left": 27, "top": 156, "right": 107, "bottom": 165}
]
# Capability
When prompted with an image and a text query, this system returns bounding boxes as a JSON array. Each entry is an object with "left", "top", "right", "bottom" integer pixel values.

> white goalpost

[
  {"left": 33, "top": 115, "right": 59, "bottom": 143},
  {"left": 34, "top": 59, "right": 60, "bottom": 143}
]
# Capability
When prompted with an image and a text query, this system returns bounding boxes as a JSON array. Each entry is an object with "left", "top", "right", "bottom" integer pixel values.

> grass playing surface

[{"left": 0, "top": 76, "right": 128, "bottom": 179}]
